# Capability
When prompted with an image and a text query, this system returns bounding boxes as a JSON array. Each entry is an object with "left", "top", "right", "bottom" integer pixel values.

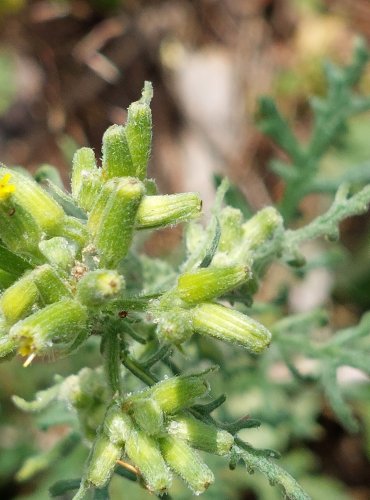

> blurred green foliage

[{"left": 0, "top": 51, "right": 16, "bottom": 114}]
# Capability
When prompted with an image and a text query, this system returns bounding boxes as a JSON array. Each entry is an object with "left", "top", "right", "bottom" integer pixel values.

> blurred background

[{"left": 1, "top": 1, "right": 370, "bottom": 499}]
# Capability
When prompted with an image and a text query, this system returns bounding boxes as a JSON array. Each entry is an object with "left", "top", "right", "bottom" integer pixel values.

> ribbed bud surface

[
  {"left": 160, "top": 436, "right": 214, "bottom": 495},
  {"left": 10, "top": 299, "right": 88, "bottom": 356},
  {"left": 192, "top": 303, "right": 272, "bottom": 353},
  {"left": 71, "top": 147, "right": 102, "bottom": 212},
  {"left": 0, "top": 273, "right": 39, "bottom": 325},
  {"left": 125, "top": 81, "right": 153, "bottom": 179},
  {"left": 177, "top": 265, "right": 250, "bottom": 305},
  {"left": 136, "top": 193, "right": 201, "bottom": 229},
  {"left": 102, "top": 125, "right": 135, "bottom": 179},
  {"left": 125, "top": 427, "right": 172, "bottom": 493},
  {"left": 148, "top": 375, "right": 209, "bottom": 414},
  {"left": 167, "top": 414, "right": 234, "bottom": 455},
  {"left": 85, "top": 433, "right": 121, "bottom": 488}
]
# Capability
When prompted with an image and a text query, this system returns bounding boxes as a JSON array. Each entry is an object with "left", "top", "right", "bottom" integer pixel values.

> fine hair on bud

[
  {"left": 192, "top": 303, "right": 272, "bottom": 353},
  {"left": 160, "top": 436, "right": 214, "bottom": 495}
]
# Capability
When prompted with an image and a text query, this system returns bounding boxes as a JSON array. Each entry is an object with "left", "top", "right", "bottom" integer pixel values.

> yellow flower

[{"left": 0, "top": 173, "right": 16, "bottom": 200}]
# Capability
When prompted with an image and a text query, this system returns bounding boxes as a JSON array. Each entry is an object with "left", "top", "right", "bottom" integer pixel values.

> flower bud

[
  {"left": 124, "top": 81, "right": 153, "bottom": 179},
  {"left": 160, "top": 436, "right": 214, "bottom": 495},
  {"left": 103, "top": 405, "right": 133, "bottom": 446},
  {"left": 136, "top": 193, "right": 201, "bottom": 229},
  {"left": 192, "top": 303, "right": 271, "bottom": 353},
  {"left": 176, "top": 265, "right": 250, "bottom": 305},
  {"left": 129, "top": 397, "right": 164, "bottom": 436},
  {"left": 0, "top": 272, "right": 39, "bottom": 325},
  {"left": 39, "top": 237, "right": 77, "bottom": 271},
  {"left": 9, "top": 299, "right": 88, "bottom": 357},
  {"left": 77, "top": 270, "right": 124, "bottom": 307},
  {"left": 0, "top": 178, "right": 42, "bottom": 259},
  {"left": 241, "top": 207, "right": 283, "bottom": 255},
  {"left": 71, "top": 147, "right": 102, "bottom": 212},
  {"left": 87, "top": 179, "right": 117, "bottom": 237},
  {"left": 125, "top": 426, "right": 172, "bottom": 493},
  {"left": 218, "top": 207, "right": 243, "bottom": 252},
  {"left": 85, "top": 432, "right": 121, "bottom": 489},
  {"left": 93, "top": 178, "right": 145, "bottom": 268},
  {"left": 167, "top": 414, "right": 234, "bottom": 455},
  {"left": 102, "top": 125, "right": 135, "bottom": 179},
  {"left": 0, "top": 166, "right": 65, "bottom": 235},
  {"left": 148, "top": 374, "right": 209, "bottom": 414},
  {"left": 154, "top": 306, "right": 193, "bottom": 344},
  {"left": 33, "top": 265, "right": 71, "bottom": 304}
]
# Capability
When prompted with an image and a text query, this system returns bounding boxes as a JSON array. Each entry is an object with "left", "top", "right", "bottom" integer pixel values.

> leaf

[
  {"left": 234, "top": 443, "right": 311, "bottom": 500},
  {"left": 199, "top": 217, "right": 221, "bottom": 268}
]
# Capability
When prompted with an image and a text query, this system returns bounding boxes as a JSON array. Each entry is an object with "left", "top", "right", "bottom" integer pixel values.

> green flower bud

[
  {"left": 0, "top": 272, "right": 39, "bottom": 325},
  {"left": 147, "top": 374, "right": 209, "bottom": 414},
  {"left": 160, "top": 436, "right": 214, "bottom": 495},
  {"left": 9, "top": 299, "right": 88, "bottom": 358},
  {"left": 93, "top": 178, "right": 145, "bottom": 268},
  {"left": 87, "top": 178, "right": 117, "bottom": 237},
  {"left": 103, "top": 405, "right": 133, "bottom": 446},
  {"left": 0, "top": 176, "right": 42, "bottom": 259},
  {"left": 124, "top": 81, "right": 153, "bottom": 180},
  {"left": 102, "top": 125, "right": 135, "bottom": 179},
  {"left": 241, "top": 207, "right": 283, "bottom": 255},
  {"left": 129, "top": 398, "right": 164, "bottom": 436},
  {"left": 77, "top": 270, "right": 124, "bottom": 307},
  {"left": 167, "top": 414, "right": 234, "bottom": 455},
  {"left": 218, "top": 207, "right": 243, "bottom": 252},
  {"left": 136, "top": 193, "right": 201, "bottom": 229},
  {"left": 192, "top": 303, "right": 272, "bottom": 353},
  {"left": 85, "top": 432, "right": 121, "bottom": 489},
  {"left": 125, "top": 426, "right": 172, "bottom": 493},
  {"left": 1, "top": 166, "right": 65, "bottom": 235},
  {"left": 176, "top": 265, "right": 250, "bottom": 305},
  {"left": 39, "top": 237, "right": 77, "bottom": 271},
  {"left": 154, "top": 306, "right": 193, "bottom": 344},
  {"left": 71, "top": 147, "right": 102, "bottom": 212},
  {"left": 33, "top": 265, "right": 71, "bottom": 304}
]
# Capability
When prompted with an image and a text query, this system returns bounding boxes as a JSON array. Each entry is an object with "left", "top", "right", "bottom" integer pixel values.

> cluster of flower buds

[
  {"left": 0, "top": 82, "right": 202, "bottom": 364},
  {"left": 150, "top": 264, "right": 272, "bottom": 351},
  {"left": 0, "top": 82, "right": 282, "bottom": 499},
  {"left": 81, "top": 371, "right": 234, "bottom": 496}
]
